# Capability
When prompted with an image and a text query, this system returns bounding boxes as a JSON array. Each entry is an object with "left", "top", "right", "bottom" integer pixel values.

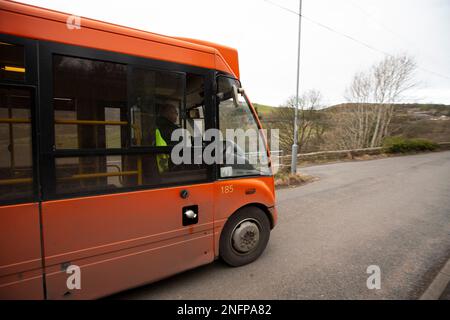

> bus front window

[{"left": 217, "top": 77, "right": 271, "bottom": 178}]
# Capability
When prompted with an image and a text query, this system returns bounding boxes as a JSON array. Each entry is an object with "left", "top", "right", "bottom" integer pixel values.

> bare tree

[
  {"left": 333, "top": 54, "right": 417, "bottom": 149},
  {"left": 269, "top": 89, "right": 327, "bottom": 153}
]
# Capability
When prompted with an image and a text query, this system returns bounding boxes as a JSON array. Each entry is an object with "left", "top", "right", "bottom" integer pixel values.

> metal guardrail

[
  {"left": 278, "top": 142, "right": 450, "bottom": 167},
  {"left": 268, "top": 150, "right": 283, "bottom": 171},
  {"left": 438, "top": 142, "right": 450, "bottom": 148}
]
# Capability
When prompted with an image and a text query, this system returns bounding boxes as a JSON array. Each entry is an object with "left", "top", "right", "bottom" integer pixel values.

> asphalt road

[
  {"left": 441, "top": 282, "right": 450, "bottom": 300},
  {"left": 113, "top": 151, "right": 450, "bottom": 300}
]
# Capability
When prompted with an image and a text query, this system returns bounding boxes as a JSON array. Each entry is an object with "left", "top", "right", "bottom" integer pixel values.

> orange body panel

[
  {"left": 0, "top": 203, "right": 44, "bottom": 299},
  {"left": 213, "top": 177, "right": 276, "bottom": 257},
  {"left": 174, "top": 37, "right": 240, "bottom": 79},
  {"left": 41, "top": 183, "right": 215, "bottom": 299},
  {"left": 0, "top": 0, "right": 238, "bottom": 78},
  {"left": 40, "top": 177, "right": 275, "bottom": 299}
]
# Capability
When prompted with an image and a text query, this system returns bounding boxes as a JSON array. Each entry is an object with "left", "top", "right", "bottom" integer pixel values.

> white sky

[{"left": 14, "top": 0, "right": 450, "bottom": 107}]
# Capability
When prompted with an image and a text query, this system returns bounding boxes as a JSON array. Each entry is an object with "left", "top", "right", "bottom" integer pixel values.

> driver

[
  {"left": 155, "top": 104, "right": 180, "bottom": 173},
  {"left": 155, "top": 104, "right": 180, "bottom": 146}
]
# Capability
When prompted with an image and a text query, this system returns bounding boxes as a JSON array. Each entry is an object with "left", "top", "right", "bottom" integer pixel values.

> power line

[
  {"left": 262, "top": 0, "right": 450, "bottom": 81},
  {"left": 344, "top": 0, "right": 445, "bottom": 71},
  {"left": 301, "top": 15, "right": 450, "bottom": 81},
  {"left": 263, "top": 0, "right": 298, "bottom": 15},
  {"left": 301, "top": 14, "right": 391, "bottom": 57},
  {"left": 346, "top": 0, "right": 410, "bottom": 41}
]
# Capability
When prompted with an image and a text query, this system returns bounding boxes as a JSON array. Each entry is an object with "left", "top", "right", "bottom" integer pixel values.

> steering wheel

[{"left": 222, "top": 140, "right": 253, "bottom": 168}]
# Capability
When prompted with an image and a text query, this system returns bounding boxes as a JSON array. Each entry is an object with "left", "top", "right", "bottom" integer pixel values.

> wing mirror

[{"left": 231, "top": 85, "right": 245, "bottom": 108}]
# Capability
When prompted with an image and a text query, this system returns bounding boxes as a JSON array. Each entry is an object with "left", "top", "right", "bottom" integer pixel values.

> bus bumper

[{"left": 268, "top": 206, "right": 278, "bottom": 229}]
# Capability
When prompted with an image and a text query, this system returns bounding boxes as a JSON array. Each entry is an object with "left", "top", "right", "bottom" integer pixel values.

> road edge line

[{"left": 420, "top": 258, "right": 450, "bottom": 300}]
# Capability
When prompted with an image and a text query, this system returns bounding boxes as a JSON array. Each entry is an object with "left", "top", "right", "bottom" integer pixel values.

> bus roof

[{"left": 0, "top": 0, "right": 240, "bottom": 78}]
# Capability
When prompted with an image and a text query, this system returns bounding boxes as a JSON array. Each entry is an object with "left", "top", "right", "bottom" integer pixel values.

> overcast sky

[{"left": 14, "top": 0, "right": 450, "bottom": 107}]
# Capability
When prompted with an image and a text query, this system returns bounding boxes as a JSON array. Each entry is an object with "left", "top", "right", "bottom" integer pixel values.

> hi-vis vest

[{"left": 155, "top": 128, "right": 169, "bottom": 173}]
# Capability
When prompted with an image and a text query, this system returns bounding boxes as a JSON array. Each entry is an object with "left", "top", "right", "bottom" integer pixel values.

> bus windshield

[{"left": 217, "top": 76, "right": 271, "bottom": 178}]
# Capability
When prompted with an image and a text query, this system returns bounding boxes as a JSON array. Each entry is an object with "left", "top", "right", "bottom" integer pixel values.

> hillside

[
  {"left": 253, "top": 102, "right": 450, "bottom": 153},
  {"left": 252, "top": 103, "right": 277, "bottom": 117},
  {"left": 323, "top": 103, "right": 450, "bottom": 143},
  {"left": 327, "top": 103, "right": 450, "bottom": 117}
]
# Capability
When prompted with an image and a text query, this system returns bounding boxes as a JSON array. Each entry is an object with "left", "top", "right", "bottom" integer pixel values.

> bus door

[
  {"left": 0, "top": 37, "right": 44, "bottom": 300},
  {"left": 37, "top": 50, "right": 215, "bottom": 299},
  {"left": 0, "top": 84, "right": 43, "bottom": 299}
]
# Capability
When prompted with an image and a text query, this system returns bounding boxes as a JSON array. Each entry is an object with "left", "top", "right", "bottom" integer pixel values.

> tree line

[{"left": 262, "top": 54, "right": 420, "bottom": 154}]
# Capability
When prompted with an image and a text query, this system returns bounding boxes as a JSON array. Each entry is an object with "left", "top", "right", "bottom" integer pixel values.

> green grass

[
  {"left": 252, "top": 103, "right": 275, "bottom": 116},
  {"left": 383, "top": 136, "right": 439, "bottom": 153}
]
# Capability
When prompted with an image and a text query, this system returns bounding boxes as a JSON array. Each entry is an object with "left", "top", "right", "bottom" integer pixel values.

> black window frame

[
  {"left": 39, "top": 40, "right": 215, "bottom": 200},
  {"left": 0, "top": 33, "right": 38, "bottom": 85},
  {"left": 0, "top": 33, "right": 39, "bottom": 206}
]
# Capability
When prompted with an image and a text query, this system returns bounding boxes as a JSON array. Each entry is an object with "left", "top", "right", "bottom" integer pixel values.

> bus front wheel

[{"left": 219, "top": 206, "right": 271, "bottom": 267}]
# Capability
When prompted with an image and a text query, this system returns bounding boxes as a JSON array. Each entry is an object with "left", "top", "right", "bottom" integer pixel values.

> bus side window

[
  {"left": 185, "top": 74, "right": 206, "bottom": 142},
  {"left": 0, "top": 86, "right": 34, "bottom": 203},
  {"left": 0, "top": 42, "right": 26, "bottom": 81},
  {"left": 51, "top": 54, "right": 209, "bottom": 196},
  {"left": 53, "top": 55, "right": 128, "bottom": 150},
  {"left": 129, "top": 68, "right": 183, "bottom": 147},
  {"left": 154, "top": 73, "right": 209, "bottom": 183}
]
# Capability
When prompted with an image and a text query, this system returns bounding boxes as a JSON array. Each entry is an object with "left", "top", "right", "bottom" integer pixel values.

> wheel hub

[{"left": 232, "top": 220, "right": 260, "bottom": 253}]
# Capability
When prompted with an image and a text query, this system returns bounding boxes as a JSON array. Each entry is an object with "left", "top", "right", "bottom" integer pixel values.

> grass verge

[{"left": 274, "top": 170, "right": 318, "bottom": 189}]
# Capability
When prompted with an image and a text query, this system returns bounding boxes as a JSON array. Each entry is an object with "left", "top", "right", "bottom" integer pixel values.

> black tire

[{"left": 219, "top": 206, "right": 271, "bottom": 267}]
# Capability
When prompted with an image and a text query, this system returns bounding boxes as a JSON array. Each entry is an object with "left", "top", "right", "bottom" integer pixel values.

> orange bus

[{"left": 0, "top": 0, "right": 277, "bottom": 299}]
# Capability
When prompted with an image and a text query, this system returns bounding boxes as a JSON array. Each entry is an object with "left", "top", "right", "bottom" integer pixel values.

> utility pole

[{"left": 291, "top": 0, "right": 303, "bottom": 174}]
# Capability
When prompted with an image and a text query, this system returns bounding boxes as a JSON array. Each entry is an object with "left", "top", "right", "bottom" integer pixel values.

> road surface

[{"left": 113, "top": 151, "right": 450, "bottom": 299}]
